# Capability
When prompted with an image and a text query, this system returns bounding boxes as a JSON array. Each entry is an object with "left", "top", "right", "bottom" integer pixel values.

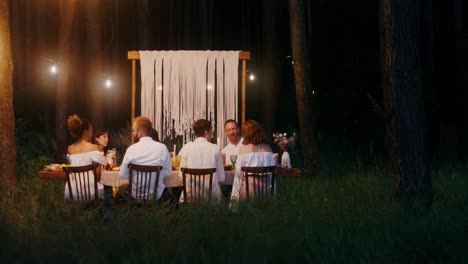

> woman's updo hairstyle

[{"left": 67, "top": 114, "right": 91, "bottom": 140}]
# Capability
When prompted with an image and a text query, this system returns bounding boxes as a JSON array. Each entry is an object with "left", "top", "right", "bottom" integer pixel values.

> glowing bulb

[
  {"left": 50, "top": 64, "right": 57, "bottom": 74},
  {"left": 105, "top": 79, "right": 112, "bottom": 88},
  {"left": 207, "top": 84, "right": 213, "bottom": 91},
  {"left": 249, "top": 73, "right": 255, "bottom": 81}
]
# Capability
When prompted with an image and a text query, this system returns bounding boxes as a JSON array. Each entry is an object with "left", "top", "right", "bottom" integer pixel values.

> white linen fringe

[{"left": 139, "top": 50, "right": 239, "bottom": 147}]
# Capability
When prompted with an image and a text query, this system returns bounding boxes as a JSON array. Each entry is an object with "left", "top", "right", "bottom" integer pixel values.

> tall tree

[
  {"left": 137, "top": 0, "right": 152, "bottom": 49},
  {"left": 289, "top": 0, "right": 320, "bottom": 175},
  {"left": 0, "top": 0, "right": 17, "bottom": 193},
  {"left": 261, "top": 0, "right": 279, "bottom": 139},
  {"left": 382, "top": 0, "right": 432, "bottom": 210},
  {"left": 454, "top": 0, "right": 468, "bottom": 165},
  {"left": 421, "top": 0, "right": 438, "bottom": 160},
  {"left": 199, "top": 0, "right": 213, "bottom": 49},
  {"left": 85, "top": 0, "right": 104, "bottom": 128},
  {"left": 56, "top": 0, "right": 77, "bottom": 162}
]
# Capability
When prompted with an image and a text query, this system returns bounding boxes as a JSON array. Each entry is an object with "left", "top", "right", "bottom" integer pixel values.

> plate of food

[{"left": 45, "top": 164, "right": 62, "bottom": 172}]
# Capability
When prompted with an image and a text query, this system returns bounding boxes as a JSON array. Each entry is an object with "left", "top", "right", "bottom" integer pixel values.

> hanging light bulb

[
  {"left": 105, "top": 79, "right": 112, "bottom": 88},
  {"left": 50, "top": 64, "right": 57, "bottom": 74},
  {"left": 249, "top": 73, "right": 255, "bottom": 81}
]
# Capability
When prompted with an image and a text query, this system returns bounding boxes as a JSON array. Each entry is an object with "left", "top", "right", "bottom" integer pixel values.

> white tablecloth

[{"left": 100, "top": 170, "right": 234, "bottom": 187}]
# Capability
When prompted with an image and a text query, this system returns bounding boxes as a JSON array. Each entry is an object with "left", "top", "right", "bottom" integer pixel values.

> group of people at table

[{"left": 65, "top": 114, "right": 276, "bottom": 205}]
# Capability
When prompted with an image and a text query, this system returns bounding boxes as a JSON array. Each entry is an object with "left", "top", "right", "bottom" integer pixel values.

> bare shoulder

[
  {"left": 85, "top": 142, "right": 100, "bottom": 152},
  {"left": 67, "top": 144, "right": 75, "bottom": 154}
]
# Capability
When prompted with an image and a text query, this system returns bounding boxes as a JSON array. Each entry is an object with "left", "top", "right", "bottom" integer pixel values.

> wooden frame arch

[{"left": 127, "top": 50, "right": 251, "bottom": 127}]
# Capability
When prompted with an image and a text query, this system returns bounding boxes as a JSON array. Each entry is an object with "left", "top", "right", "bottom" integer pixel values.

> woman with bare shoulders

[
  {"left": 230, "top": 120, "right": 276, "bottom": 203},
  {"left": 65, "top": 114, "right": 105, "bottom": 201}
]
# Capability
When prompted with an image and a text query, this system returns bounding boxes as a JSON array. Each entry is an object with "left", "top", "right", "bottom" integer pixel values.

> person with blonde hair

[
  {"left": 222, "top": 119, "right": 244, "bottom": 166},
  {"left": 230, "top": 120, "right": 276, "bottom": 203},
  {"left": 119, "top": 116, "right": 172, "bottom": 200},
  {"left": 65, "top": 114, "right": 105, "bottom": 201}
]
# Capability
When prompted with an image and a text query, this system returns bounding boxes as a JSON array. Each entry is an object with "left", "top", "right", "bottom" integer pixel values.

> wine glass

[{"left": 230, "top": 155, "right": 237, "bottom": 168}]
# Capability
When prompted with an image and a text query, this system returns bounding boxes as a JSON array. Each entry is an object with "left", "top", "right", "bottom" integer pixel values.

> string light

[
  {"left": 249, "top": 73, "right": 255, "bottom": 81},
  {"left": 50, "top": 64, "right": 57, "bottom": 74},
  {"left": 105, "top": 79, "right": 112, "bottom": 88}
]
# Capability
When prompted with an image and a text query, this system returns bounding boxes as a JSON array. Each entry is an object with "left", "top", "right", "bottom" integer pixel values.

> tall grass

[{"left": 1, "top": 155, "right": 467, "bottom": 263}]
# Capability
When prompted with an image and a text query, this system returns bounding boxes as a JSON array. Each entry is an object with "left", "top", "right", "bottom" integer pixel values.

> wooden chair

[
  {"left": 181, "top": 168, "right": 216, "bottom": 203},
  {"left": 128, "top": 164, "right": 163, "bottom": 202},
  {"left": 275, "top": 167, "right": 303, "bottom": 177},
  {"left": 241, "top": 166, "right": 277, "bottom": 200},
  {"left": 274, "top": 167, "right": 303, "bottom": 194},
  {"left": 64, "top": 163, "right": 100, "bottom": 202}
]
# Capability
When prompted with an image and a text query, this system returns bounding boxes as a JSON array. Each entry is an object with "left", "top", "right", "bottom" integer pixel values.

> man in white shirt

[
  {"left": 178, "top": 119, "right": 225, "bottom": 202},
  {"left": 120, "top": 116, "right": 172, "bottom": 200},
  {"left": 222, "top": 119, "right": 244, "bottom": 165}
]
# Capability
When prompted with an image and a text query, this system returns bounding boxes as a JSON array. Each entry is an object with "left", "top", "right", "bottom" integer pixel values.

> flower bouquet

[
  {"left": 273, "top": 132, "right": 296, "bottom": 151},
  {"left": 272, "top": 132, "right": 296, "bottom": 168}
]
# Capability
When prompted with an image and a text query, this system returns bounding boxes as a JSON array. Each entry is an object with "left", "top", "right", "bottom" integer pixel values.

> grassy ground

[{"left": 1, "top": 157, "right": 467, "bottom": 263}]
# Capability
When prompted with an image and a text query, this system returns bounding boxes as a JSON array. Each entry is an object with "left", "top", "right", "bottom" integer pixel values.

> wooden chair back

[
  {"left": 181, "top": 168, "right": 216, "bottom": 203},
  {"left": 64, "top": 163, "right": 99, "bottom": 202},
  {"left": 128, "top": 164, "right": 163, "bottom": 202},
  {"left": 241, "top": 166, "right": 277, "bottom": 200}
]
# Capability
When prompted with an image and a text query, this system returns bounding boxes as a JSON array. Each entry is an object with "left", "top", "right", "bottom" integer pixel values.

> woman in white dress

[
  {"left": 230, "top": 120, "right": 276, "bottom": 203},
  {"left": 65, "top": 115, "right": 105, "bottom": 201}
]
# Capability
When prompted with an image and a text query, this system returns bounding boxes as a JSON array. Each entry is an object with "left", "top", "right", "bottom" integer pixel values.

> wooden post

[
  {"left": 131, "top": 59, "right": 136, "bottom": 125},
  {"left": 241, "top": 59, "right": 246, "bottom": 126}
]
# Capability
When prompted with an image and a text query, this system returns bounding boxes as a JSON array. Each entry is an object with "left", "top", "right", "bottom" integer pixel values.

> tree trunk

[
  {"left": 420, "top": 0, "right": 438, "bottom": 161},
  {"left": 382, "top": 0, "right": 432, "bottom": 210},
  {"left": 85, "top": 0, "right": 104, "bottom": 128},
  {"left": 0, "top": 0, "right": 17, "bottom": 193},
  {"left": 199, "top": 0, "right": 213, "bottom": 49},
  {"left": 138, "top": 0, "right": 152, "bottom": 49},
  {"left": 56, "top": 0, "right": 77, "bottom": 162},
  {"left": 454, "top": 0, "right": 468, "bottom": 165},
  {"left": 289, "top": 0, "right": 319, "bottom": 176},
  {"left": 261, "top": 0, "right": 279, "bottom": 141}
]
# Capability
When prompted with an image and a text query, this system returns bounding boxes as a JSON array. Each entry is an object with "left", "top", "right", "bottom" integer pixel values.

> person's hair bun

[{"left": 67, "top": 114, "right": 83, "bottom": 139}]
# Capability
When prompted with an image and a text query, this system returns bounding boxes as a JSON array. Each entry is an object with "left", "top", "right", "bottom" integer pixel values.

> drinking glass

[
  {"left": 230, "top": 155, "right": 237, "bottom": 168},
  {"left": 175, "top": 155, "right": 181, "bottom": 171}
]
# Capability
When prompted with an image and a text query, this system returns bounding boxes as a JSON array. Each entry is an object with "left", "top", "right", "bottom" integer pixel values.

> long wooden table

[{"left": 38, "top": 170, "right": 235, "bottom": 187}]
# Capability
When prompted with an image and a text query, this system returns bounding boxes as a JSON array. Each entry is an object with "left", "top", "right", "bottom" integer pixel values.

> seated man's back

[
  {"left": 178, "top": 119, "right": 225, "bottom": 203},
  {"left": 120, "top": 117, "right": 172, "bottom": 200}
]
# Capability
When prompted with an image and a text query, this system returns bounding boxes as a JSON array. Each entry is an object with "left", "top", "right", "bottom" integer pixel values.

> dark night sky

[{"left": 8, "top": 0, "right": 468, "bottom": 161}]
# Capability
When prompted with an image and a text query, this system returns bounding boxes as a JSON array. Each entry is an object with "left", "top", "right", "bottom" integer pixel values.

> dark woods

[{"left": 5, "top": 0, "right": 468, "bottom": 208}]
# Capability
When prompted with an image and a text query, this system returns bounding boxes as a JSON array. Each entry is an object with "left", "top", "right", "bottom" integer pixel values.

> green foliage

[
  {"left": 1, "top": 158, "right": 467, "bottom": 263},
  {"left": 108, "top": 126, "right": 132, "bottom": 164},
  {"left": 15, "top": 116, "right": 56, "bottom": 160}
]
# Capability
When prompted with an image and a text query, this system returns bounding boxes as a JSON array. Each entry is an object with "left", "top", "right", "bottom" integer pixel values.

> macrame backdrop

[{"left": 140, "top": 50, "right": 239, "bottom": 149}]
